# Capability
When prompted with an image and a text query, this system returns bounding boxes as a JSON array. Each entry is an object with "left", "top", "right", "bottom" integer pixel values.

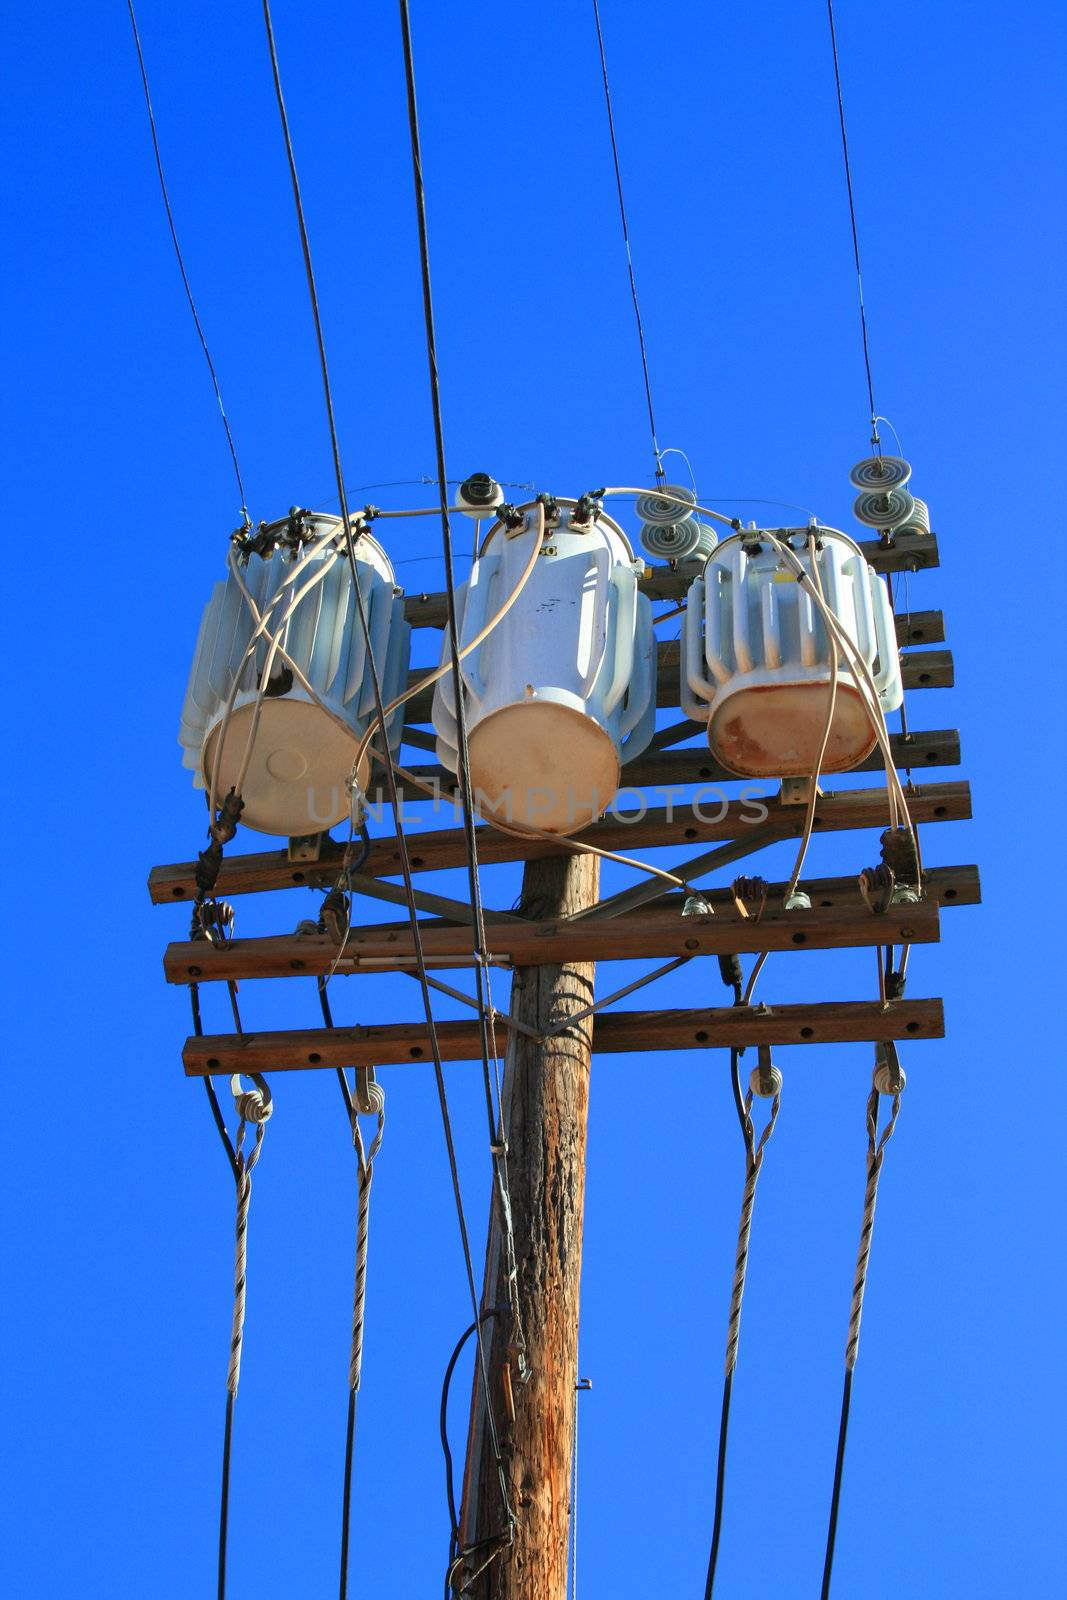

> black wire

[
  {"left": 259, "top": 0, "right": 513, "bottom": 1555},
  {"left": 703, "top": 1372, "right": 733, "bottom": 1599},
  {"left": 826, "top": 0, "right": 879, "bottom": 437},
  {"left": 820, "top": 1368, "right": 854, "bottom": 1599},
  {"left": 394, "top": 0, "right": 517, "bottom": 1550},
  {"left": 728, "top": 982, "right": 746, "bottom": 1134},
  {"left": 707, "top": 985, "right": 747, "bottom": 1596},
  {"left": 339, "top": 1389, "right": 358, "bottom": 1600},
  {"left": 218, "top": 1391, "right": 235, "bottom": 1600},
  {"left": 728, "top": 1048, "right": 746, "bottom": 1135},
  {"left": 319, "top": 823, "right": 371, "bottom": 1123},
  {"left": 126, "top": 0, "right": 250, "bottom": 522},
  {"left": 440, "top": 1311, "right": 503, "bottom": 1552},
  {"left": 590, "top": 0, "right": 664, "bottom": 480},
  {"left": 190, "top": 979, "right": 239, "bottom": 1178},
  {"left": 393, "top": 0, "right": 504, "bottom": 1159},
  {"left": 190, "top": 937, "right": 240, "bottom": 1599}
]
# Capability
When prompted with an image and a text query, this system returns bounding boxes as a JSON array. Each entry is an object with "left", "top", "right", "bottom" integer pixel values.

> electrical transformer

[{"left": 179, "top": 511, "right": 410, "bottom": 835}]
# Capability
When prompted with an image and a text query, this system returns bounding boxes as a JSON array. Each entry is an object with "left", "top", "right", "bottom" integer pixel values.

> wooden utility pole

[
  {"left": 151, "top": 531, "right": 973, "bottom": 1594},
  {"left": 458, "top": 849, "right": 600, "bottom": 1600}
]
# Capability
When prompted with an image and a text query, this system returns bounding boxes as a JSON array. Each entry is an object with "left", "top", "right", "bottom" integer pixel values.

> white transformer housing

[
  {"left": 432, "top": 502, "right": 656, "bottom": 835},
  {"left": 179, "top": 513, "right": 410, "bottom": 836},
  {"left": 681, "top": 526, "right": 903, "bottom": 778}
]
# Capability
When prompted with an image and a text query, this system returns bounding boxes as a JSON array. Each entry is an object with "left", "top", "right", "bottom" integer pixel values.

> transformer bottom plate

[{"left": 708, "top": 680, "right": 878, "bottom": 779}]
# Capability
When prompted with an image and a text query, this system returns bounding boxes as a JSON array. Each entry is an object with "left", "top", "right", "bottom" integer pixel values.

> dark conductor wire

[
  {"left": 126, "top": 1, "right": 251, "bottom": 523},
  {"left": 187, "top": 912, "right": 240, "bottom": 1600},
  {"left": 706, "top": 971, "right": 746, "bottom": 1598},
  {"left": 395, "top": 0, "right": 510, "bottom": 1196},
  {"left": 257, "top": 6, "right": 515, "bottom": 1590},
  {"left": 440, "top": 1309, "right": 503, "bottom": 1595},
  {"left": 394, "top": 5, "right": 522, "bottom": 1582},
  {"left": 590, "top": 0, "right": 665, "bottom": 481},
  {"left": 317, "top": 834, "right": 371, "bottom": 1600},
  {"left": 826, "top": 0, "right": 880, "bottom": 444},
  {"left": 820, "top": 1074, "right": 903, "bottom": 1596},
  {"left": 820, "top": 1370, "right": 854, "bottom": 1600}
]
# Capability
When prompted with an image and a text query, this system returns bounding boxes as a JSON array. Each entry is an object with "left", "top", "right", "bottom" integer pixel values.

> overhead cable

[
  {"left": 590, "top": 0, "right": 665, "bottom": 480},
  {"left": 820, "top": 1053, "right": 905, "bottom": 1597},
  {"left": 704, "top": 1058, "right": 782, "bottom": 1597},
  {"left": 126, "top": 1, "right": 251, "bottom": 523},
  {"left": 395, "top": 2, "right": 527, "bottom": 1577},
  {"left": 257, "top": 4, "right": 515, "bottom": 1582},
  {"left": 826, "top": 0, "right": 880, "bottom": 448},
  {"left": 338, "top": 1075, "right": 385, "bottom": 1600}
]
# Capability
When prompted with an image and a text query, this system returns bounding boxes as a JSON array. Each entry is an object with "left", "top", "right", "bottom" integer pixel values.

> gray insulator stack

[{"left": 636, "top": 484, "right": 717, "bottom": 562}]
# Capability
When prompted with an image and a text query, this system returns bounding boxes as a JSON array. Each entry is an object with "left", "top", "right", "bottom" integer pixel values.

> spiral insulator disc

[
  {"left": 640, "top": 516, "right": 717, "bottom": 561},
  {"left": 849, "top": 454, "right": 912, "bottom": 491},
  {"left": 894, "top": 495, "right": 930, "bottom": 536},
  {"left": 853, "top": 487, "right": 916, "bottom": 529},
  {"left": 635, "top": 483, "right": 696, "bottom": 525}
]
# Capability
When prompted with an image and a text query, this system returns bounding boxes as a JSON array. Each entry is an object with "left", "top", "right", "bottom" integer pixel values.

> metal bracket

[
  {"left": 354, "top": 1065, "right": 379, "bottom": 1115},
  {"left": 778, "top": 776, "right": 823, "bottom": 807},
  {"left": 288, "top": 832, "right": 325, "bottom": 863}
]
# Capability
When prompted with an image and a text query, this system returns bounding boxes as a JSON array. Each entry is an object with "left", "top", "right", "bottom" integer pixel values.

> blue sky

[{"left": 1, "top": 1, "right": 1064, "bottom": 1595}]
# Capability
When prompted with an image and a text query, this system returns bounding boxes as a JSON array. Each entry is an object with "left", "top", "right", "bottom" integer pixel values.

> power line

[
  {"left": 820, "top": 1065, "right": 904, "bottom": 1597},
  {"left": 394, "top": 0, "right": 528, "bottom": 1399},
  {"left": 394, "top": 7, "right": 526, "bottom": 1583},
  {"left": 821, "top": 1369, "right": 854, "bottom": 1600},
  {"left": 704, "top": 1063, "right": 781, "bottom": 1598},
  {"left": 826, "top": 0, "right": 880, "bottom": 446},
  {"left": 590, "top": 0, "right": 665, "bottom": 481},
  {"left": 257, "top": 5, "right": 515, "bottom": 1586},
  {"left": 125, "top": 1, "right": 251, "bottom": 523}
]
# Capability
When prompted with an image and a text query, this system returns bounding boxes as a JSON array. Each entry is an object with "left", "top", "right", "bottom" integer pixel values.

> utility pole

[
  {"left": 152, "top": 534, "right": 971, "bottom": 1596},
  {"left": 458, "top": 849, "right": 600, "bottom": 1600}
]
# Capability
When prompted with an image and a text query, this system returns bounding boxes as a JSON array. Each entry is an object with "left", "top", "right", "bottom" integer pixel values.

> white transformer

[
  {"left": 681, "top": 526, "right": 903, "bottom": 778},
  {"left": 179, "top": 512, "right": 410, "bottom": 836},
  {"left": 432, "top": 500, "right": 656, "bottom": 834}
]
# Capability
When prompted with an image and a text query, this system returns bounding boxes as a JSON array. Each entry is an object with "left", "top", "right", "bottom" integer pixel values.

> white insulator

[
  {"left": 853, "top": 487, "right": 916, "bottom": 530},
  {"left": 635, "top": 484, "right": 697, "bottom": 525},
  {"left": 894, "top": 496, "right": 930, "bottom": 536},
  {"left": 179, "top": 514, "right": 410, "bottom": 836},
  {"left": 640, "top": 516, "right": 718, "bottom": 562},
  {"left": 849, "top": 455, "right": 912, "bottom": 492},
  {"left": 681, "top": 526, "right": 904, "bottom": 778},
  {"left": 750, "top": 1062, "right": 783, "bottom": 1098},
  {"left": 876, "top": 1062, "right": 908, "bottom": 1100},
  {"left": 454, "top": 472, "right": 504, "bottom": 519},
  {"left": 432, "top": 502, "right": 656, "bottom": 835}
]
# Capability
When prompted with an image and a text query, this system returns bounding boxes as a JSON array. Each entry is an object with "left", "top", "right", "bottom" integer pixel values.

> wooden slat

[
  {"left": 147, "top": 781, "right": 972, "bottom": 902},
  {"left": 401, "top": 641, "right": 953, "bottom": 723},
  {"left": 182, "top": 997, "right": 946, "bottom": 1075},
  {"left": 646, "top": 863, "right": 979, "bottom": 915},
  {"left": 897, "top": 609, "right": 945, "bottom": 647},
  {"left": 385, "top": 730, "right": 960, "bottom": 806},
  {"left": 401, "top": 533, "right": 941, "bottom": 626},
  {"left": 164, "top": 901, "right": 941, "bottom": 985}
]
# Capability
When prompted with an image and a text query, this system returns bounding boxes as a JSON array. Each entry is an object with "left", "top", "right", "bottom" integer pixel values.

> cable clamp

[
  {"left": 750, "top": 1045, "right": 783, "bottom": 1099},
  {"left": 230, "top": 1072, "right": 273, "bottom": 1124},
  {"left": 354, "top": 1066, "right": 383, "bottom": 1117},
  {"left": 859, "top": 863, "right": 895, "bottom": 915},
  {"left": 319, "top": 887, "right": 349, "bottom": 944},
  {"left": 731, "top": 876, "right": 769, "bottom": 921},
  {"left": 873, "top": 1041, "right": 906, "bottom": 1096}
]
